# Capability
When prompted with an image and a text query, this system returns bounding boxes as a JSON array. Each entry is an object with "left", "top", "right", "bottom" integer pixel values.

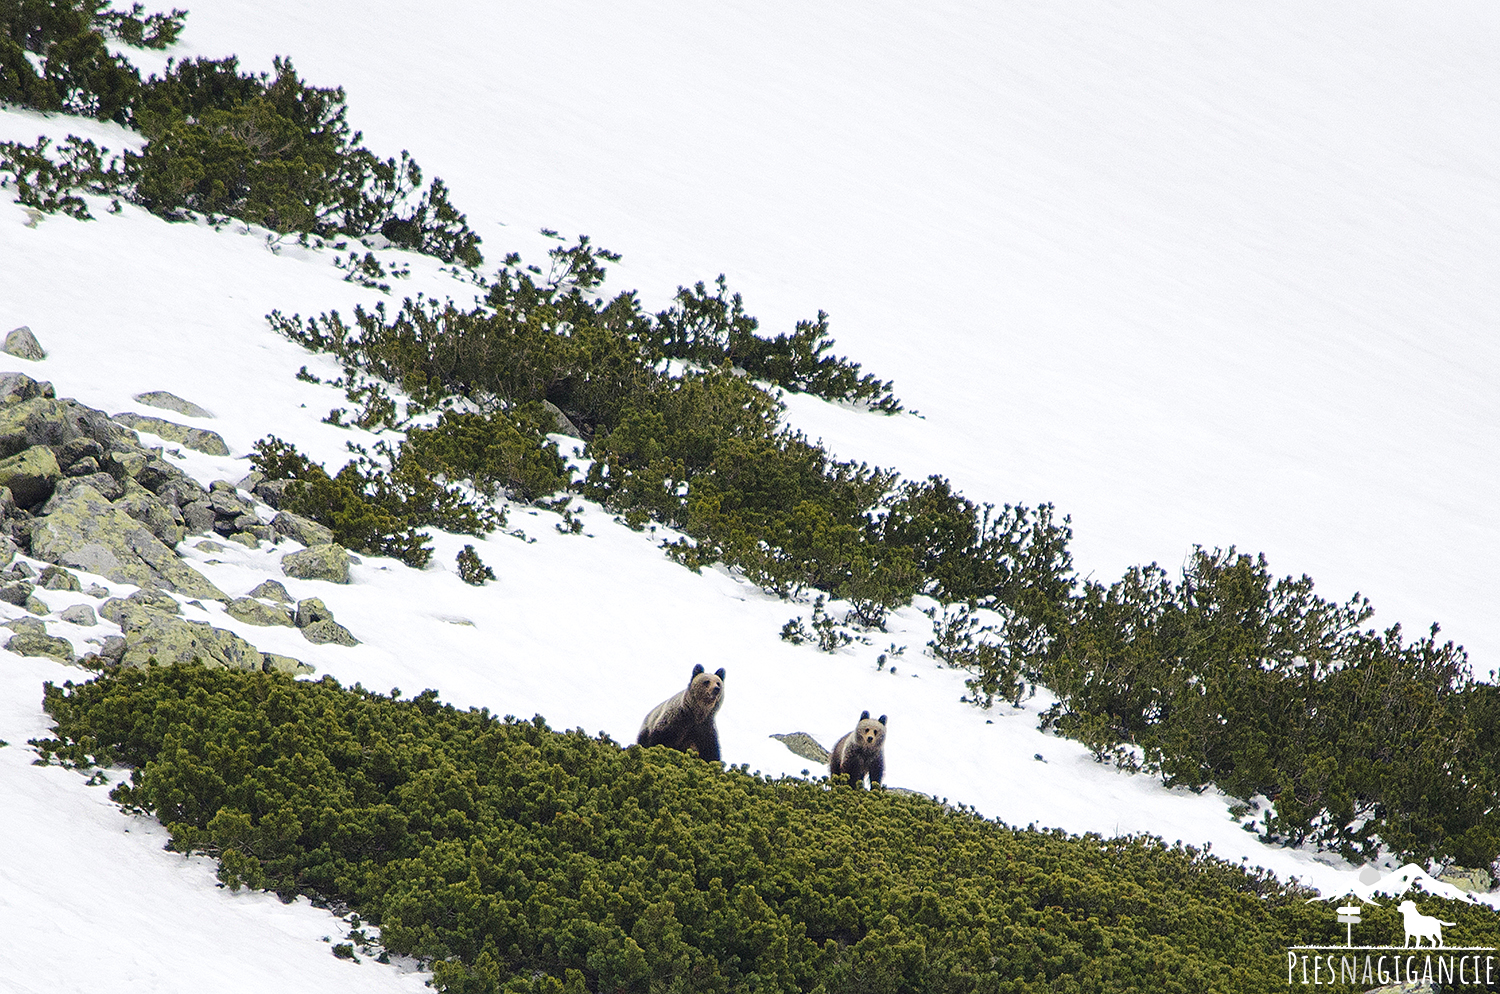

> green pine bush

[
  {"left": 35, "top": 664, "right": 1426, "bottom": 994},
  {"left": 456, "top": 545, "right": 494, "bottom": 585}
]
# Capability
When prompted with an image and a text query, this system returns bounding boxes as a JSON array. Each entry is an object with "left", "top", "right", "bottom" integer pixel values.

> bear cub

[
  {"left": 830, "top": 710, "right": 886, "bottom": 787},
  {"left": 637, "top": 663, "right": 726, "bottom": 761}
]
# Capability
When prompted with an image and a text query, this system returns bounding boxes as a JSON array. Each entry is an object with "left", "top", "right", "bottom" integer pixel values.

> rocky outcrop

[
  {"left": 271, "top": 510, "right": 333, "bottom": 548},
  {"left": 0, "top": 371, "right": 54, "bottom": 405},
  {"left": 30, "top": 484, "right": 227, "bottom": 600},
  {"left": 292, "top": 596, "right": 357, "bottom": 645},
  {"left": 101, "top": 596, "right": 314, "bottom": 675},
  {"left": 131, "top": 391, "right": 213, "bottom": 419},
  {"left": 248, "top": 579, "right": 291, "bottom": 602},
  {"left": 5, "top": 617, "right": 74, "bottom": 662},
  {"left": 38, "top": 565, "right": 79, "bottom": 591},
  {"left": 226, "top": 597, "right": 294, "bottom": 627},
  {"left": 263, "top": 652, "right": 314, "bottom": 676},
  {"left": 770, "top": 732, "right": 832, "bottom": 765},
  {"left": 282, "top": 543, "right": 352, "bottom": 584},
  {"left": 60, "top": 603, "right": 97, "bottom": 626},
  {"left": 0, "top": 445, "right": 61, "bottom": 508},
  {"left": 112, "top": 412, "right": 229, "bottom": 457},
  {"left": 3, "top": 327, "right": 46, "bottom": 361}
]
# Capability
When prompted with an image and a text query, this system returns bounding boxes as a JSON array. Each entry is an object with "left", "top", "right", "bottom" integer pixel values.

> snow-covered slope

[{"left": 2, "top": 2, "right": 1499, "bottom": 990}]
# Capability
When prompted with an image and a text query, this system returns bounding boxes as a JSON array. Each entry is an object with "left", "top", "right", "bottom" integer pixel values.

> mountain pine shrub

[
  {"left": 36, "top": 664, "right": 1423, "bottom": 994},
  {"left": 456, "top": 544, "right": 494, "bottom": 585}
]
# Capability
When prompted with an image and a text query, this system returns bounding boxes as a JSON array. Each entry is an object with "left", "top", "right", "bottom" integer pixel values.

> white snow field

[{"left": 3, "top": 1, "right": 1500, "bottom": 990}]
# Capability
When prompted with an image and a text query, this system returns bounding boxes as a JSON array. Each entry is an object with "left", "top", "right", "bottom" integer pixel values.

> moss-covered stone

[
  {"left": 108, "top": 601, "right": 264, "bottom": 671},
  {"left": 30, "top": 484, "right": 226, "bottom": 601},
  {"left": 131, "top": 391, "right": 214, "bottom": 419},
  {"left": 300, "top": 619, "right": 358, "bottom": 646},
  {"left": 112, "top": 412, "right": 230, "bottom": 456},
  {"left": 262, "top": 652, "right": 315, "bottom": 676},
  {"left": 4, "top": 617, "right": 74, "bottom": 662},
  {"left": 770, "top": 731, "right": 832, "bottom": 765},
  {"left": 293, "top": 597, "right": 333, "bottom": 628},
  {"left": 226, "top": 597, "right": 293, "bottom": 627},
  {"left": 272, "top": 510, "right": 334, "bottom": 548},
  {"left": 0, "top": 444, "right": 61, "bottom": 507},
  {"left": 116, "top": 479, "right": 187, "bottom": 548},
  {"left": 99, "top": 590, "right": 182, "bottom": 622},
  {"left": 281, "top": 543, "right": 351, "bottom": 584},
  {"left": 38, "top": 565, "right": 80, "bottom": 591},
  {"left": 248, "top": 579, "right": 291, "bottom": 603}
]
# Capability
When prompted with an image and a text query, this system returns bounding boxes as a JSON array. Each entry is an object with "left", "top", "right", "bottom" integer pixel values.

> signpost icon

[{"left": 1336, "top": 904, "right": 1362, "bottom": 947}]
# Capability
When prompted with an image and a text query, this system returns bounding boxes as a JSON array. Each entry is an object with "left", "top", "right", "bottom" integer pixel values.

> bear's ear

[
  {"left": 715, "top": 667, "right": 726, "bottom": 680},
  {"left": 860, "top": 710, "right": 870, "bottom": 720},
  {"left": 878, "top": 715, "right": 887, "bottom": 725},
  {"left": 692, "top": 663, "right": 705, "bottom": 676}
]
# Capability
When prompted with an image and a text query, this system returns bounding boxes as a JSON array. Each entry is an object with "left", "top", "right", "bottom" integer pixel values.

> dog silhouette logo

[{"left": 1398, "top": 900, "right": 1457, "bottom": 948}]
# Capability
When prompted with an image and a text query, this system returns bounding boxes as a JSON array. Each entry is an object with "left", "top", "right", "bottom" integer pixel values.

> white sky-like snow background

[{"left": 2, "top": 1, "right": 1499, "bottom": 990}]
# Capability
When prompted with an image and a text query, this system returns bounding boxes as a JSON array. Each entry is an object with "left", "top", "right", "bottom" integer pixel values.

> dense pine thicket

[
  {"left": 265, "top": 236, "right": 1498, "bottom": 872},
  {"left": 46, "top": 665, "right": 1481, "bottom": 994},
  {"left": 1, "top": 1, "right": 481, "bottom": 260}
]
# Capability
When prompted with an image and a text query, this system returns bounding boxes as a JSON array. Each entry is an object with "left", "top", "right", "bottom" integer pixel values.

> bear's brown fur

[
  {"left": 637, "top": 663, "right": 726, "bottom": 761},
  {"left": 829, "top": 710, "right": 886, "bottom": 787}
]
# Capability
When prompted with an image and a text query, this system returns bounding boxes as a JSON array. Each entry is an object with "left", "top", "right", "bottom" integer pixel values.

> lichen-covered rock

[
  {"left": 31, "top": 484, "right": 226, "bottom": 601},
  {"left": 0, "top": 396, "right": 127, "bottom": 460},
  {"left": 60, "top": 603, "right": 97, "bottom": 626},
  {"left": 226, "top": 532, "right": 260, "bottom": 548},
  {"left": 154, "top": 477, "right": 209, "bottom": 509},
  {"left": 112, "top": 412, "right": 229, "bottom": 456},
  {"left": 226, "top": 597, "right": 293, "bottom": 627},
  {"left": 252, "top": 478, "right": 297, "bottom": 509},
  {"left": 207, "top": 483, "right": 253, "bottom": 518},
  {"left": 1438, "top": 866, "right": 1492, "bottom": 894},
  {"left": 108, "top": 600, "right": 264, "bottom": 671},
  {"left": 770, "top": 732, "right": 833, "bottom": 765},
  {"left": 96, "top": 634, "right": 125, "bottom": 665},
  {"left": 38, "top": 565, "right": 80, "bottom": 591},
  {"left": 84, "top": 582, "right": 108, "bottom": 598},
  {"left": 301, "top": 618, "right": 358, "bottom": 646},
  {"left": 182, "top": 500, "right": 216, "bottom": 534},
  {"left": 281, "top": 543, "right": 351, "bottom": 584},
  {"left": 64, "top": 456, "right": 100, "bottom": 477},
  {"left": 5, "top": 617, "right": 74, "bottom": 662},
  {"left": 99, "top": 589, "right": 181, "bottom": 623},
  {"left": 56, "top": 436, "right": 103, "bottom": 470},
  {"left": 24, "top": 593, "right": 47, "bottom": 615},
  {"left": 0, "top": 579, "right": 34, "bottom": 607},
  {"left": 193, "top": 539, "right": 228, "bottom": 554},
  {"left": 46, "top": 472, "right": 124, "bottom": 507},
  {"left": 262, "top": 652, "right": 314, "bottom": 675},
  {"left": 248, "top": 579, "right": 291, "bottom": 603},
  {"left": 0, "top": 371, "right": 53, "bottom": 405},
  {"left": 115, "top": 480, "right": 187, "bottom": 547},
  {"left": 0, "top": 444, "right": 60, "bottom": 507},
  {"left": 272, "top": 510, "right": 334, "bottom": 548},
  {"left": 131, "top": 391, "right": 214, "bottom": 419},
  {"left": 3, "top": 326, "right": 46, "bottom": 361},
  {"left": 294, "top": 597, "right": 333, "bottom": 628},
  {"left": 133, "top": 457, "right": 187, "bottom": 494}
]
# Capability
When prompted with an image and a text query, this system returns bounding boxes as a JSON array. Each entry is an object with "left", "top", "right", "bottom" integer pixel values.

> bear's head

[
  {"left": 854, "top": 710, "right": 887, "bottom": 750},
  {"left": 686, "top": 663, "right": 726, "bottom": 718}
]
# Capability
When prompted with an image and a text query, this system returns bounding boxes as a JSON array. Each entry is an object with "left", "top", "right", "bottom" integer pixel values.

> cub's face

[{"left": 855, "top": 716, "right": 885, "bottom": 749}]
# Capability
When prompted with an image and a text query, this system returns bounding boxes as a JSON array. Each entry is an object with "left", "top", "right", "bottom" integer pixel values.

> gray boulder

[
  {"left": 95, "top": 634, "right": 126, "bottom": 665},
  {"left": 107, "top": 599, "right": 264, "bottom": 671},
  {"left": 60, "top": 604, "right": 97, "bottom": 626},
  {"left": 3, "top": 327, "right": 46, "bottom": 361},
  {"left": 0, "top": 396, "right": 128, "bottom": 460},
  {"left": 4, "top": 617, "right": 74, "bottom": 662},
  {"left": 281, "top": 544, "right": 352, "bottom": 584},
  {"left": 226, "top": 597, "right": 293, "bottom": 627},
  {"left": 0, "top": 372, "right": 54, "bottom": 405},
  {"left": 0, "top": 579, "right": 34, "bottom": 607},
  {"left": 272, "top": 511, "right": 334, "bottom": 548},
  {"left": 248, "top": 579, "right": 291, "bottom": 603},
  {"left": 301, "top": 619, "right": 358, "bottom": 646},
  {"left": 263, "top": 652, "right": 315, "bottom": 676},
  {"left": 294, "top": 597, "right": 334, "bottom": 628},
  {"left": 155, "top": 477, "right": 209, "bottom": 509},
  {"left": 0, "top": 444, "right": 61, "bottom": 507},
  {"left": 46, "top": 472, "right": 124, "bottom": 507},
  {"left": 770, "top": 732, "right": 832, "bottom": 765},
  {"left": 30, "top": 484, "right": 226, "bottom": 601},
  {"left": 252, "top": 478, "right": 297, "bottom": 509},
  {"left": 38, "top": 565, "right": 80, "bottom": 591},
  {"left": 131, "top": 391, "right": 214, "bottom": 419},
  {"left": 116, "top": 479, "right": 187, "bottom": 547},
  {"left": 56, "top": 436, "right": 103, "bottom": 471},
  {"left": 99, "top": 589, "right": 181, "bottom": 623},
  {"left": 112, "top": 412, "right": 229, "bottom": 456},
  {"left": 182, "top": 500, "right": 216, "bottom": 534}
]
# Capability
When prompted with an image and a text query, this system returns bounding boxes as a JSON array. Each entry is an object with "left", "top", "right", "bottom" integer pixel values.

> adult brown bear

[
  {"left": 637, "top": 664, "right": 726, "bottom": 761},
  {"left": 829, "top": 711, "right": 886, "bottom": 787}
]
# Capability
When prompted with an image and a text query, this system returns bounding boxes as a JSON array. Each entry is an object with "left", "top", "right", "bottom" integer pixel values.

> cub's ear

[
  {"left": 714, "top": 667, "right": 727, "bottom": 680},
  {"left": 860, "top": 710, "right": 870, "bottom": 720},
  {"left": 878, "top": 714, "right": 887, "bottom": 725},
  {"left": 691, "top": 663, "right": 705, "bottom": 676}
]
